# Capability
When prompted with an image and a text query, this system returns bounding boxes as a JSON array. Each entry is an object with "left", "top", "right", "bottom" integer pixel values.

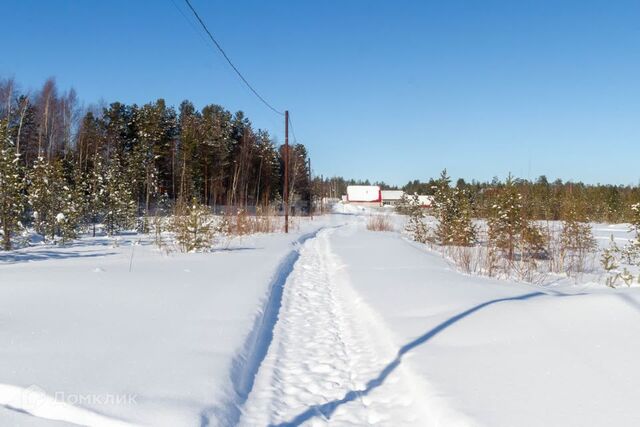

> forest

[
  {"left": 0, "top": 77, "right": 312, "bottom": 250},
  {"left": 2, "top": 76, "right": 640, "bottom": 252}
]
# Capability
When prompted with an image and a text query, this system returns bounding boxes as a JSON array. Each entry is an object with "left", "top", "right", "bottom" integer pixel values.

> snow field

[
  {"left": 239, "top": 228, "right": 467, "bottom": 426},
  {"left": 3, "top": 212, "right": 640, "bottom": 426}
]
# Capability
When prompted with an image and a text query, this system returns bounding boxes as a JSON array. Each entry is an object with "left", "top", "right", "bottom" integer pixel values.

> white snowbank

[{"left": 329, "top": 224, "right": 640, "bottom": 426}]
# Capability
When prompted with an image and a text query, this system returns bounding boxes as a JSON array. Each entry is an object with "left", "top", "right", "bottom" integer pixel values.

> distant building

[
  {"left": 381, "top": 190, "right": 405, "bottom": 206},
  {"left": 342, "top": 186, "right": 434, "bottom": 209},
  {"left": 417, "top": 195, "right": 434, "bottom": 208},
  {"left": 346, "top": 185, "right": 381, "bottom": 207}
]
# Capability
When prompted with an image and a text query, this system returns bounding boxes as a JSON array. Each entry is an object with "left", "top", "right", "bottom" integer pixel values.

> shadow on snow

[
  {"left": 271, "top": 291, "right": 546, "bottom": 427},
  {"left": 0, "top": 249, "right": 117, "bottom": 265}
]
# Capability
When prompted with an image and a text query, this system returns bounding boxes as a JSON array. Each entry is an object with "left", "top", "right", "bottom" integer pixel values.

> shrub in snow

[{"left": 366, "top": 215, "right": 393, "bottom": 232}]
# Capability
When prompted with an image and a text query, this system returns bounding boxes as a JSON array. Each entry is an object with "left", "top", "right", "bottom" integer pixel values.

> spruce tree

[{"left": 0, "top": 124, "right": 25, "bottom": 250}]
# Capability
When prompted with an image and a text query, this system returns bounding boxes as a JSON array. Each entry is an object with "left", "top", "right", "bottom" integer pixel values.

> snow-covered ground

[
  {"left": 2, "top": 211, "right": 640, "bottom": 426},
  {"left": 0, "top": 217, "right": 341, "bottom": 426}
]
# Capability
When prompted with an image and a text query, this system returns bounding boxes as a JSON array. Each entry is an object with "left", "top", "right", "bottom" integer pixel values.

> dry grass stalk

[{"left": 367, "top": 215, "right": 394, "bottom": 232}]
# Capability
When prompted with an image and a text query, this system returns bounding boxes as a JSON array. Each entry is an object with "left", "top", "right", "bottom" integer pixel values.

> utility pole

[
  {"left": 284, "top": 110, "right": 289, "bottom": 233},
  {"left": 308, "top": 157, "right": 313, "bottom": 218},
  {"left": 320, "top": 174, "right": 324, "bottom": 215}
]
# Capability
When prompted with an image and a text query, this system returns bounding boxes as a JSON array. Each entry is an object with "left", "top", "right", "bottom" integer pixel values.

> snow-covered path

[{"left": 239, "top": 228, "right": 431, "bottom": 427}]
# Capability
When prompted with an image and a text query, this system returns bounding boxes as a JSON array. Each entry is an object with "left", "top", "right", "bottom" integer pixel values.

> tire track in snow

[
  {"left": 201, "top": 228, "right": 329, "bottom": 427},
  {"left": 238, "top": 228, "right": 431, "bottom": 426}
]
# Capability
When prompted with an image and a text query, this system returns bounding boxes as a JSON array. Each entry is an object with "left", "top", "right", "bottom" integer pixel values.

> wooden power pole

[{"left": 284, "top": 110, "right": 289, "bottom": 233}]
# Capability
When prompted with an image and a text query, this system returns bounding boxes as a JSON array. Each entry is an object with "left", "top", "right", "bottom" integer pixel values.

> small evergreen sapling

[
  {"left": 487, "top": 176, "right": 524, "bottom": 262},
  {"left": 431, "top": 170, "right": 477, "bottom": 246},
  {"left": 601, "top": 236, "right": 621, "bottom": 288},
  {"left": 559, "top": 202, "right": 597, "bottom": 274},
  {"left": 171, "top": 199, "right": 215, "bottom": 252},
  {"left": 404, "top": 194, "right": 429, "bottom": 243}
]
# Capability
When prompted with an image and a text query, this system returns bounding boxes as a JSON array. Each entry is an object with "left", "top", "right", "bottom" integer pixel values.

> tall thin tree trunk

[{"left": 16, "top": 97, "right": 28, "bottom": 156}]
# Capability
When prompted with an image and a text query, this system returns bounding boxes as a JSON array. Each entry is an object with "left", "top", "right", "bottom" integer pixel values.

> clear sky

[{"left": 2, "top": 0, "right": 639, "bottom": 186}]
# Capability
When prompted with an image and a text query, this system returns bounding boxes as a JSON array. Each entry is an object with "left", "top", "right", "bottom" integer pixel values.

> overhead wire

[{"left": 182, "top": 0, "right": 285, "bottom": 116}]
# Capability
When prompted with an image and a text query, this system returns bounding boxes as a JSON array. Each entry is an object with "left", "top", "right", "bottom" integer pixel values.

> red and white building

[
  {"left": 346, "top": 185, "right": 382, "bottom": 207},
  {"left": 343, "top": 186, "right": 434, "bottom": 208}
]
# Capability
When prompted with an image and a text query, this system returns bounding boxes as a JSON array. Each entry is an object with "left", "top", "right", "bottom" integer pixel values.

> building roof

[{"left": 381, "top": 190, "right": 405, "bottom": 201}]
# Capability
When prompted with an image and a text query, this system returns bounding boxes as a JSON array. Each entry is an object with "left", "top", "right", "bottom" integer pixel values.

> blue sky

[{"left": 2, "top": 0, "right": 639, "bottom": 186}]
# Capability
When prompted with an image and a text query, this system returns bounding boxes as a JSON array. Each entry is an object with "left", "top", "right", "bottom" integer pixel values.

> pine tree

[
  {"left": 404, "top": 194, "right": 429, "bottom": 243},
  {"left": 27, "top": 157, "right": 56, "bottom": 240},
  {"left": 171, "top": 199, "right": 215, "bottom": 252},
  {"left": 27, "top": 158, "right": 80, "bottom": 242},
  {"left": 560, "top": 194, "right": 596, "bottom": 273},
  {"left": 433, "top": 169, "right": 454, "bottom": 244},
  {"left": 488, "top": 175, "right": 524, "bottom": 261},
  {"left": 56, "top": 174, "right": 82, "bottom": 244},
  {"left": 84, "top": 157, "right": 107, "bottom": 237},
  {"left": 104, "top": 154, "right": 136, "bottom": 235},
  {"left": 621, "top": 202, "right": 640, "bottom": 266},
  {"left": 450, "top": 187, "right": 477, "bottom": 246},
  {"left": 432, "top": 170, "right": 477, "bottom": 246},
  {"left": 0, "top": 124, "right": 25, "bottom": 250}
]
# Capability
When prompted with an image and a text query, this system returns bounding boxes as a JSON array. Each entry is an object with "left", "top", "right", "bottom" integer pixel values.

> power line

[
  {"left": 169, "top": 0, "right": 211, "bottom": 48},
  {"left": 182, "top": 0, "right": 285, "bottom": 116}
]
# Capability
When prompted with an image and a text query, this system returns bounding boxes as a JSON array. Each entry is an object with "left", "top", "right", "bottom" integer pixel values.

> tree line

[
  {"left": 402, "top": 174, "right": 640, "bottom": 224},
  {"left": 401, "top": 170, "right": 640, "bottom": 285},
  {"left": 0, "top": 77, "right": 311, "bottom": 250}
]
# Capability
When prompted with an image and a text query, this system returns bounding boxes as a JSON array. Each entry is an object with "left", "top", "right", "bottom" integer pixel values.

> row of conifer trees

[
  {"left": 402, "top": 170, "right": 640, "bottom": 285},
  {"left": 0, "top": 77, "right": 311, "bottom": 250}
]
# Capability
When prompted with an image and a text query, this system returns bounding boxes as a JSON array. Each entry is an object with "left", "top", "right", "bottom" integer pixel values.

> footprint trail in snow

[{"left": 239, "top": 229, "right": 430, "bottom": 426}]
